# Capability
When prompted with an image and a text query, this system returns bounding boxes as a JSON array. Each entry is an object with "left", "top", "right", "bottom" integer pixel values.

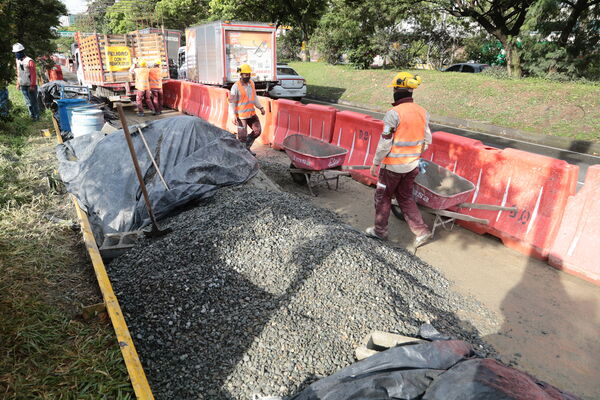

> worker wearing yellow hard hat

[
  {"left": 129, "top": 59, "right": 156, "bottom": 116},
  {"left": 229, "top": 63, "right": 265, "bottom": 156},
  {"left": 366, "top": 71, "right": 433, "bottom": 248}
]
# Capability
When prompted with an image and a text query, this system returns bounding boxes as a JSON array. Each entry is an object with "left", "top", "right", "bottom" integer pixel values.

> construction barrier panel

[
  {"left": 271, "top": 100, "right": 337, "bottom": 150},
  {"left": 179, "top": 81, "right": 194, "bottom": 115},
  {"left": 423, "top": 131, "right": 579, "bottom": 259},
  {"left": 548, "top": 165, "right": 600, "bottom": 285},
  {"left": 330, "top": 111, "right": 384, "bottom": 186},
  {"left": 205, "top": 86, "right": 229, "bottom": 130},
  {"left": 197, "top": 85, "right": 211, "bottom": 121},
  {"left": 162, "top": 80, "right": 181, "bottom": 110}
]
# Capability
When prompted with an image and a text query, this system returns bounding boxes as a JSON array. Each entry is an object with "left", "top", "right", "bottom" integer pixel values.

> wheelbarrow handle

[{"left": 340, "top": 165, "right": 370, "bottom": 170}]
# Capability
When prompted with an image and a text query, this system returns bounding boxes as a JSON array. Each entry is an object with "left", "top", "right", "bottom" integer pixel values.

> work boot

[
  {"left": 245, "top": 138, "right": 256, "bottom": 156},
  {"left": 365, "top": 226, "right": 388, "bottom": 241},
  {"left": 414, "top": 231, "right": 433, "bottom": 248}
]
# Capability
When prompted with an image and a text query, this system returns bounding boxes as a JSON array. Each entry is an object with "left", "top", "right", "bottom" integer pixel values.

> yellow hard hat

[
  {"left": 139, "top": 60, "right": 147, "bottom": 67},
  {"left": 388, "top": 72, "right": 422, "bottom": 89},
  {"left": 237, "top": 64, "right": 252, "bottom": 74}
]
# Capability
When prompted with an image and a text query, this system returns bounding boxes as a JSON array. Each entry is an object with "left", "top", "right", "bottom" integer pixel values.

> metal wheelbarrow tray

[
  {"left": 392, "top": 160, "right": 517, "bottom": 236},
  {"left": 283, "top": 134, "right": 368, "bottom": 196}
]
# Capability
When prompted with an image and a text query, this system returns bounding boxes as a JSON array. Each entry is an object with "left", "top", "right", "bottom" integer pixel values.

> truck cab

[{"left": 177, "top": 46, "right": 187, "bottom": 80}]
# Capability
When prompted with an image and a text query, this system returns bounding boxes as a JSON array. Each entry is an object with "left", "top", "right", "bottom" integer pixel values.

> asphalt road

[{"left": 304, "top": 98, "right": 600, "bottom": 189}]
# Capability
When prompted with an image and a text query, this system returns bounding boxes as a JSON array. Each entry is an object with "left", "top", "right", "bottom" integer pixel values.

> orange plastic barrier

[
  {"left": 205, "top": 86, "right": 229, "bottom": 129},
  {"left": 226, "top": 96, "right": 277, "bottom": 144},
  {"left": 162, "top": 80, "right": 181, "bottom": 110},
  {"left": 271, "top": 100, "right": 337, "bottom": 150},
  {"left": 179, "top": 81, "right": 193, "bottom": 115},
  {"left": 197, "top": 85, "right": 211, "bottom": 121},
  {"left": 548, "top": 165, "right": 600, "bottom": 285},
  {"left": 330, "top": 111, "right": 384, "bottom": 186},
  {"left": 423, "top": 131, "right": 579, "bottom": 259}
]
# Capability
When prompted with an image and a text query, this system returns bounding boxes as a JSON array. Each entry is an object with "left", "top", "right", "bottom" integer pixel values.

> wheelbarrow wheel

[
  {"left": 391, "top": 205, "right": 405, "bottom": 221},
  {"left": 289, "top": 163, "right": 307, "bottom": 185}
]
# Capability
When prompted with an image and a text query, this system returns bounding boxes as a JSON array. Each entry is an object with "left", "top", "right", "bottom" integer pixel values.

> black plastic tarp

[
  {"left": 57, "top": 115, "right": 258, "bottom": 242},
  {"left": 291, "top": 338, "right": 579, "bottom": 400}
]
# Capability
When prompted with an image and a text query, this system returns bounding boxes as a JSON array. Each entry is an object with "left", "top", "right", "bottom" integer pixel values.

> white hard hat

[{"left": 12, "top": 43, "right": 25, "bottom": 53}]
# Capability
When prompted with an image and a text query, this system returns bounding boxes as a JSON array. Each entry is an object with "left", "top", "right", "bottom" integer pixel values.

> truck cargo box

[
  {"left": 75, "top": 31, "right": 169, "bottom": 93},
  {"left": 184, "top": 21, "right": 277, "bottom": 88}
]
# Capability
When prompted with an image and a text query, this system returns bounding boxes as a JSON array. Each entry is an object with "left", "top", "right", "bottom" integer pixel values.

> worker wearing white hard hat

[
  {"left": 12, "top": 43, "right": 40, "bottom": 120},
  {"left": 365, "top": 72, "right": 433, "bottom": 248}
]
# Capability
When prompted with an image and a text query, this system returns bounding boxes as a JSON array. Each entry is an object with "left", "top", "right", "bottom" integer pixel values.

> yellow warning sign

[{"left": 106, "top": 46, "right": 131, "bottom": 71}]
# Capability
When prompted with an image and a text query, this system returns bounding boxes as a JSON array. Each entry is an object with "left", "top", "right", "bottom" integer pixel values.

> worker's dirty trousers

[
  {"left": 136, "top": 89, "right": 155, "bottom": 114},
  {"left": 236, "top": 115, "right": 262, "bottom": 149},
  {"left": 374, "top": 167, "right": 430, "bottom": 238},
  {"left": 151, "top": 89, "right": 163, "bottom": 113}
]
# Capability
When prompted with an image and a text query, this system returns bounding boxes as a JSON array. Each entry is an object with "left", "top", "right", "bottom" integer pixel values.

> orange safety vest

[
  {"left": 149, "top": 67, "right": 162, "bottom": 90},
  {"left": 134, "top": 67, "right": 150, "bottom": 91},
  {"left": 382, "top": 102, "right": 427, "bottom": 166},
  {"left": 234, "top": 80, "right": 256, "bottom": 119}
]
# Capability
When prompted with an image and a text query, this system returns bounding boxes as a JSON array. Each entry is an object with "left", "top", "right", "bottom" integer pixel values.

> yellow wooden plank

[{"left": 53, "top": 117, "right": 155, "bottom": 400}]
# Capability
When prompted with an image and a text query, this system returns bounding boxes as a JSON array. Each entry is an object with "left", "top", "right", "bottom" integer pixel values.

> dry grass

[{"left": 0, "top": 86, "right": 133, "bottom": 399}]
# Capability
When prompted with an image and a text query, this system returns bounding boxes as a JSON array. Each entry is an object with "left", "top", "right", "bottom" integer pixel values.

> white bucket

[{"left": 71, "top": 108, "right": 104, "bottom": 137}]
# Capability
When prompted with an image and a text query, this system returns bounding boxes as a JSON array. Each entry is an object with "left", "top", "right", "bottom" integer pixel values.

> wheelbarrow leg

[{"left": 306, "top": 173, "right": 316, "bottom": 196}]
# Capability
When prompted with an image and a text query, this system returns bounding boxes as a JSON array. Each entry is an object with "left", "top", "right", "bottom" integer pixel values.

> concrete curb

[{"left": 306, "top": 95, "right": 600, "bottom": 156}]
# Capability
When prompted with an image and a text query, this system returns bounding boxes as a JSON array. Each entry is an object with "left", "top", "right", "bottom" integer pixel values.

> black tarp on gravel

[{"left": 56, "top": 115, "right": 258, "bottom": 241}]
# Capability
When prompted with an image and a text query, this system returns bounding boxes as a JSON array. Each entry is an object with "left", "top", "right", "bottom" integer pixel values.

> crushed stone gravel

[{"left": 108, "top": 185, "right": 499, "bottom": 399}]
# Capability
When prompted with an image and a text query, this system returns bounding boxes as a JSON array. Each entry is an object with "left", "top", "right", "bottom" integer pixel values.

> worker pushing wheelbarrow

[{"left": 364, "top": 71, "right": 517, "bottom": 248}]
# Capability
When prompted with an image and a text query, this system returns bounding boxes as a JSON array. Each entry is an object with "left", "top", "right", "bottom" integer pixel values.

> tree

[
  {"left": 524, "top": 0, "right": 600, "bottom": 78},
  {"left": 154, "top": 0, "right": 210, "bottom": 30},
  {"left": 0, "top": 0, "right": 66, "bottom": 87},
  {"left": 73, "top": 0, "right": 116, "bottom": 33},
  {"left": 430, "top": 0, "right": 537, "bottom": 77},
  {"left": 104, "top": 0, "right": 160, "bottom": 33}
]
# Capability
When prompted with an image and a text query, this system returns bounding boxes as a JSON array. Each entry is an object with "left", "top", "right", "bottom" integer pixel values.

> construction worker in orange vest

[
  {"left": 366, "top": 72, "right": 433, "bottom": 248},
  {"left": 130, "top": 59, "right": 156, "bottom": 117},
  {"left": 149, "top": 61, "right": 163, "bottom": 115},
  {"left": 228, "top": 63, "right": 265, "bottom": 156}
]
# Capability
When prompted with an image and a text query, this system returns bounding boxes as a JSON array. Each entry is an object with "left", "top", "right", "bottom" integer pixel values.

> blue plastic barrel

[
  {"left": 71, "top": 108, "right": 104, "bottom": 137},
  {"left": 56, "top": 99, "right": 88, "bottom": 131}
]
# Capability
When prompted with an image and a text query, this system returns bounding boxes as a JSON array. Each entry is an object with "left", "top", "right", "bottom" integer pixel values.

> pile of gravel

[{"left": 108, "top": 186, "right": 498, "bottom": 399}]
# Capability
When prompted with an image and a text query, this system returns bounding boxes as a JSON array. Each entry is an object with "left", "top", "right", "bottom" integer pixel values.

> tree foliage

[
  {"left": 155, "top": 0, "right": 210, "bottom": 30},
  {"left": 0, "top": 0, "right": 66, "bottom": 87},
  {"left": 311, "top": 0, "right": 468, "bottom": 69},
  {"left": 523, "top": 0, "right": 600, "bottom": 78}
]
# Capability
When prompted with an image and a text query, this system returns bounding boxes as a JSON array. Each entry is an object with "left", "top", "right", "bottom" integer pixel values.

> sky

[{"left": 61, "top": 0, "right": 87, "bottom": 14}]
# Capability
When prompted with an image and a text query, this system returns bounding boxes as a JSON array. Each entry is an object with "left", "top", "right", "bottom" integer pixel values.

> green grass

[
  {"left": 0, "top": 86, "right": 133, "bottom": 399},
  {"left": 289, "top": 62, "right": 600, "bottom": 142}
]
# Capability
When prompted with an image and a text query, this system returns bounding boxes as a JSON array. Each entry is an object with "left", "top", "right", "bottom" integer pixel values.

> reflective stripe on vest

[
  {"left": 234, "top": 80, "right": 256, "bottom": 119},
  {"left": 149, "top": 68, "right": 162, "bottom": 89},
  {"left": 382, "top": 102, "right": 427, "bottom": 166},
  {"left": 134, "top": 67, "right": 150, "bottom": 91}
]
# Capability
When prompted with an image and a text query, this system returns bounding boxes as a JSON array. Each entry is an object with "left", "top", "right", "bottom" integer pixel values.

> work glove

[{"left": 370, "top": 165, "right": 379, "bottom": 177}]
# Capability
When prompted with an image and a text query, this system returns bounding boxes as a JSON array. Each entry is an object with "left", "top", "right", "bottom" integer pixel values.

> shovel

[{"left": 116, "top": 103, "right": 172, "bottom": 238}]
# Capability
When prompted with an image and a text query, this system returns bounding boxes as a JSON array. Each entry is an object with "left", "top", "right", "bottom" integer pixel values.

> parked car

[
  {"left": 443, "top": 63, "right": 489, "bottom": 73},
  {"left": 268, "top": 65, "right": 306, "bottom": 100}
]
